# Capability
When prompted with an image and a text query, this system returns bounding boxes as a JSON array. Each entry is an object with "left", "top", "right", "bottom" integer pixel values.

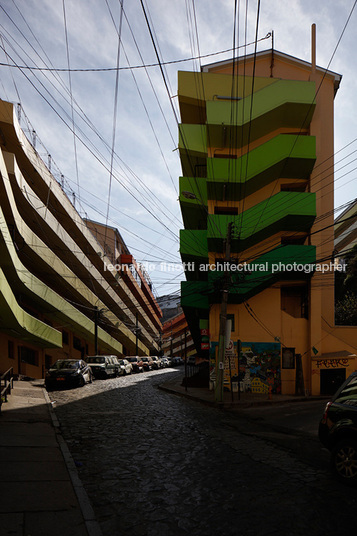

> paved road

[{"left": 49, "top": 369, "right": 357, "bottom": 536}]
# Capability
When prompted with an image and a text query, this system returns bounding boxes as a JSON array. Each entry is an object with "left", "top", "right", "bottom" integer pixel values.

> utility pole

[
  {"left": 184, "top": 330, "right": 187, "bottom": 392},
  {"left": 135, "top": 312, "right": 139, "bottom": 355},
  {"left": 94, "top": 306, "right": 99, "bottom": 355},
  {"left": 215, "top": 222, "right": 232, "bottom": 404}
]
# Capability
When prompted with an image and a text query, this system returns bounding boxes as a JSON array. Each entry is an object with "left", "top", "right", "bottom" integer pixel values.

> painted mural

[{"left": 238, "top": 342, "right": 281, "bottom": 394}]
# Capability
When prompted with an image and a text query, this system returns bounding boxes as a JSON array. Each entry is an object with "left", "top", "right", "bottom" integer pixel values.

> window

[
  {"left": 280, "top": 184, "right": 306, "bottom": 192},
  {"left": 281, "top": 236, "right": 306, "bottom": 246},
  {"left": 214, "top": 206, "right": 238, "bottom": 215},
  {"left": 227, "top": 314, "right": 235, "bottom": 333},
  {"left": 19, "top": 346, "right": 38, "bottom": 366},
  {"left": 282, "top": 347, "right": 295, "bottom": 369},
  {"left": 8, "top": 340, "right": 14, "bottom": 359},
  {"left": 62, "top": 330, "right": 69, "bottom": 345},
  {"left": 73, "top": 336, "right": 82, "bottom": 351},
  {"left": 45, "top": 355, "right": 52, "bottom": 370}
]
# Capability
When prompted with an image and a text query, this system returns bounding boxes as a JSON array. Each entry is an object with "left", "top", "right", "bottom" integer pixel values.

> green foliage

[
  {"left": 335, "top": 244, "right": 357, "bottom": 325},
  {"left": 335, "top": 291, "right": 357, "bottom": 326}
]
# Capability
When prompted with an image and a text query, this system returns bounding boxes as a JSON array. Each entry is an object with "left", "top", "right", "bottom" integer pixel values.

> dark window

[
  {"left": 227, "top": 314, "right": 235, "bottom": 333},
  {"left": 62, "top": 330, "right": 69, "bottom": 345},
  {"left": 73, "top": 336, "right": 82, "bottom": 351},
  {"left": 19, "top": 346, "right": 38, "bottom": 366},
  {"left": 45, "top": 355, "right": 52, "bottom": 370},
  {"left": 8, "top": 340, "right": 14, "bottom": 359},
  {"left": 281, "top": 236, "right": 306, "bottom": 245},
  {"left": 282, "top": 347, "right": 295, "bottom": 369},
  {"left": 280, "top": 184, "right": 306, "bottom": 192},
  {"left": 214, "top": 206, "right": 238, "bottom": 215},
  {"left": 85, "top": 344, "right": 89, "bottom": 355}
]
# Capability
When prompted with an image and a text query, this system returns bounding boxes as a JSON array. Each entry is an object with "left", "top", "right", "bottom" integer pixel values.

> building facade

[
  {"left": 178, "top": 38, "right": 357, "bottom": 396},
  {"left": 0, "top": 100, "right": 162, "bottom": 379}
]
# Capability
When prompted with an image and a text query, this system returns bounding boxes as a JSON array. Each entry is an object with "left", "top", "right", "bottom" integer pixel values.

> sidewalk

[
  {"left": 158, "top": 375, "right": 329, "bottom": 408},
  {"left": 0, "top": 379, "right": 102, "bottom": 536}
]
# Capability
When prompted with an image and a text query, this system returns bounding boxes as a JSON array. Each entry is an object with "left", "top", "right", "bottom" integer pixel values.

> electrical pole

[
  {"left": 135, "top": 312, "right": 138, "bottom": 355},
  {"left": 94, "top": 306, "right": 99, "bottom": 355},
  {"left": 184, "top": 330, "right": 187, "bottom": 392},
  {"left": 215, "top": 222, "right": 232, "bottom": 404}
]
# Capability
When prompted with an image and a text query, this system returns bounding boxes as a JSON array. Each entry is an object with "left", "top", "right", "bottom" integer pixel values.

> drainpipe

[{"left": 311, "top": 23, "right": 316, "bottom": 76}]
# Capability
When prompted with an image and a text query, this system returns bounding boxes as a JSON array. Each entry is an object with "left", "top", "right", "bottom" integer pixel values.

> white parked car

[
  {"left": 150, "top": 356, "right": 162, "bottom": 369},
  {"left": 118, "top": 359, "right": 133, "bottom": 376}
]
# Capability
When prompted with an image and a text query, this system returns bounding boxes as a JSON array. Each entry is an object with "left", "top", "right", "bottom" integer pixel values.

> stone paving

[{"left": 49, "top": 369, "right": 357, "bottom": 536}]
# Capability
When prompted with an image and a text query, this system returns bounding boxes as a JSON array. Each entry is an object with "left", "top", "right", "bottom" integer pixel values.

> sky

[{"left": 0, "top": 0, "right": 356, "bottom": 297}]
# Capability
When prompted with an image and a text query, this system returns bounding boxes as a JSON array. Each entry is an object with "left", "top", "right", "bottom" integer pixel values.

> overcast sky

[{"left": 0, "top": 0, "right": 356, "bottom": 296}]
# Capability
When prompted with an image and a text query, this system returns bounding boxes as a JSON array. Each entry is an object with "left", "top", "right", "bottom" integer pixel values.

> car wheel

[
  {"left": 79, "top": 376, "right": 85, "bottom": 387},
  {"left": 331, "top": 439, "right": 357, "bottom": 484}
]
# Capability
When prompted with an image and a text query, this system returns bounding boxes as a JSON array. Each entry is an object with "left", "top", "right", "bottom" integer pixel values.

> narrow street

[{"left": 49, "top": 370, "right": 357, "bottom": 536}]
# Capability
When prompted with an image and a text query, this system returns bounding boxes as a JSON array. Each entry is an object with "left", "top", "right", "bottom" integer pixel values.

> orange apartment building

[{"left": 179, "top": 26, "right": 357, "bottom": 396}]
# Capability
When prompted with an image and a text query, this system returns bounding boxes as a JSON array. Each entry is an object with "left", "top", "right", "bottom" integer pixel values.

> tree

[
  {"left": 335, "top": 244, "right": 357, "bottom": 325},
  {"left": 335, "top": 292, "right": 357, "bottom": 326}
]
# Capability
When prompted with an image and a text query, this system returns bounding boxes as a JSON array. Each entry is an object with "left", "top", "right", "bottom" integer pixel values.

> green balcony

[
  {"left": 207, "top": 191, "right": 316, "bottom": 253},
  {"left": 181, "top": 280, "right": 210, "bottom": 310},
  {"left": 206, "top": 79, "right": 316, "bottom": 148},
  {"left": 179, "top": 124, "right": 207, "bottom": 177},
  {"left": 208, "top": 245, "right": 316, "bottom": 303},
  {"left": 206, "top": 135, "right": 316, "bottom": 200},
  {"left": 180, "top": 229, "right": 208, "bottom": 266},
  {"left": 179, "top": 176, "right": 208, "bottom": 229},
  {"left": 178, "top": 71, "right": 277, "bottom": 124}
]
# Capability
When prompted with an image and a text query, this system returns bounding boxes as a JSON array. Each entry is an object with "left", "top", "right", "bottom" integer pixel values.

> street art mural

[
  {"left": 209, "top": 341, "right": 281, "bottom": 394},
  {"left": 238, "top": 342, "right": 281, "bottom": 394}
]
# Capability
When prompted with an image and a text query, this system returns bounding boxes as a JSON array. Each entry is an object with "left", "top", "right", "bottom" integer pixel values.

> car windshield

[
  {"left": 335, "top": 376, "right": 357, "bottom": 404},
  {"left": 86, "top": 357, "right": 105, "bottom": 364},
  {"left": 127, "top": 358, "right": 137, "bottom": 362},
  {"left": 53, "top": 360, "right": 79, "bottom": 370},
  {"left": 118, "top": 360, "right": 124, "bottom": 365},
  {"left": 142, "top": 358, "right": 148, "bottom": 362}
]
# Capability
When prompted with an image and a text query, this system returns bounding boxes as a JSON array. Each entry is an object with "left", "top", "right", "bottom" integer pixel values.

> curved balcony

[
  {"left": 207, "top": 192, "right": 316, "bottom": 253},
  {"left": 206, "top": 79, "right": 316, "bottom": 148},
  {"left": 207, "top": 134, "right": 316, "bottom": 200},
  {"left": 180, "top": 229, "right": 208, "bottom": 267},
  {"left": 179, "top": 176, "right": 207, "bottom": 230},
  {"left": 208, "top": 245, "right": 316, "bottom": 303}
]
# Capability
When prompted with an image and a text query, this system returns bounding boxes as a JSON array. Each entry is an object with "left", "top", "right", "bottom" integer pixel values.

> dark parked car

[
  {"left": 126, "top": 356, "right": 144, "bottom": 373},
  {"left": 319, "top": 371, "right": 357, "bottom": 484},
  {"left": 45, "top": 359, "right": 92, "bottom": 390}
]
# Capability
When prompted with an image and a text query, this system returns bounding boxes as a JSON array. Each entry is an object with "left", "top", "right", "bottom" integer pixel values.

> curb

[
  {"left": 42, "top": 385, "right": 103, "bottom": 536},
  {"left": 158, "top": 382, "right": 330, "bottom": 409}
]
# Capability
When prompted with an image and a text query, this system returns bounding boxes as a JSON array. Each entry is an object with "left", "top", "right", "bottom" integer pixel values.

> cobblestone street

[{"left": 49, "top": 370, "right": 357, "bottom": 536}]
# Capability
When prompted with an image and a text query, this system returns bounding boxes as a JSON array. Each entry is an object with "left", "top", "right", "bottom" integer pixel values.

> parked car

[
  {"left": 164, "top": 356, "right": 172, "bottom": 367},
  {"left": 45, "top": 359, "right": 92, "bottom": 390},
  {"left": 160, "top": 357, "right": 169, "bottom": 368},
  {"left": 118, "top": 359, "right": 133, "bottom": 376},
  {"left": 187, "top": 356, "right": 196, "bottom": 366},
  {"left": 85, "top": 355, "right": 119, "bottom": 378},
  {"left": 126, "top": 356, "right": 144, "bottom": 373},
  {"left": 172, "top": 357, "right": 184, "bottom": 366},
  {"left": 319, "top": 371, "right": 357, "bottom": 484},
  {"left": 141, "top": 357, "right": 154, "bottom": 371},
  {"left": 150, "top": 356, "right": 162, "bottom": 370}
]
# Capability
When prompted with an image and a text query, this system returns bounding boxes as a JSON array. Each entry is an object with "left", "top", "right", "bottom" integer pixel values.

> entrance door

[{"left": 320, "top": 368, "right": 346, "bottom": 396}]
